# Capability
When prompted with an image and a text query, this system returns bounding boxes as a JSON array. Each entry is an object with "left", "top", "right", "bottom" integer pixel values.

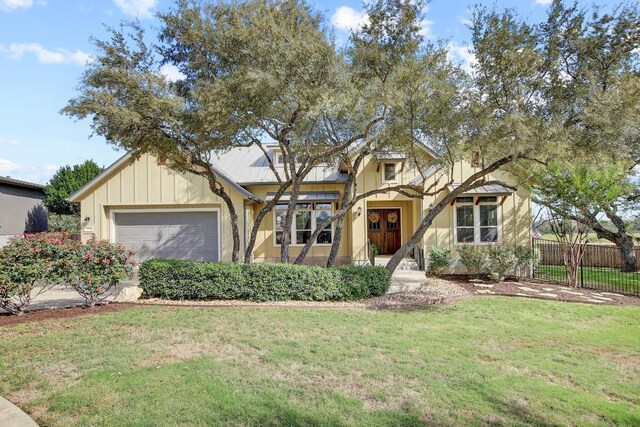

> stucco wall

[
  {"left": 76, "top": 153, "right": 246, "bottom": 262},
  {"left": 0, "top": 184, "right": 47, "bottom": 239}
]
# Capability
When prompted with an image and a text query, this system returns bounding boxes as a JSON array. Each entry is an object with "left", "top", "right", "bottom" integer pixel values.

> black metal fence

[{"left": 532, "top": 238, "right": 640, "bottom": 297}]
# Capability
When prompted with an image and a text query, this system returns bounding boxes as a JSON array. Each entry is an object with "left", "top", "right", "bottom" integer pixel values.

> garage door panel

[{"left": 114, "top": 211, "right": 219, "bottom": 262}]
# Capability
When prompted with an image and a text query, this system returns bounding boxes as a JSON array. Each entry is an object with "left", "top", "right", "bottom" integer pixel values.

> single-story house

[
  {"left": 69, "top": 146, "right": 531, "bottom": 270},
  {"left": 0, "top": 176, "right": 48, "bottom": 246}
]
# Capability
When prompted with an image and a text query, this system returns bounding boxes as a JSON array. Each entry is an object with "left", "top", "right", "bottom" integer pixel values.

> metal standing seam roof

[
  {"left": 265, "top": 191, "right": 341, "bottom": 202},
  {"left": 213, "top": 145, "right": 347, "bottom": 185},
  {"left": 447, "top": 183, "right": 513, "bottom": 195}
]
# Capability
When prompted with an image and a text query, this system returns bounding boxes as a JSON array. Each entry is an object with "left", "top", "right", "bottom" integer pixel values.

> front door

[{"left": 367, "top": 209, "right": 401, "bottom": 255}]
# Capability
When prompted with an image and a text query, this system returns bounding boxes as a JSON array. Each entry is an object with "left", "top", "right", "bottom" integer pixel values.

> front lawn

[
  {"left": 537, "top": 264, "right": 640, "bottom": 295},
  {"left": 1, "top": 298, "right": 639, "bottom": 426}
]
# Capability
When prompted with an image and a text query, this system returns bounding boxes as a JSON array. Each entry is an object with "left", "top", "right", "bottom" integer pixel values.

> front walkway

[
  {"left": 0, "top": 396, "right": 38, "bottom": 427},
  {"left": 373, "top": 256, "right": 427, "bottom": 294}
]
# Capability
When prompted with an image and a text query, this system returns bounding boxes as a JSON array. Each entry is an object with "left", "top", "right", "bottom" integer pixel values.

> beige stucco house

[{"left": 70, "top": 145, "right": 531, "bottom": 269}]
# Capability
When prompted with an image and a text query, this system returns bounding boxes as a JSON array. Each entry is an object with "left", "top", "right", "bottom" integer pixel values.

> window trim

[
  {"left": 453, "top": 197, "right": 501, "bottom": 245},
  {"left": 273, "top": 149, "right": 284, "bottom": 166},
  {"left": 273, "top": 203, "right": 334, "bottom": 247},
  {"left": 382, "top": 162, "right": 398, "bottom": 183}
]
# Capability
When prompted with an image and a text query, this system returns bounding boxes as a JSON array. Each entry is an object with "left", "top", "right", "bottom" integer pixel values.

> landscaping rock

[
  {"left": 590, "top": 295, "right": 613, "bottom": 301},
  {"left": 114, "top": 286, "right": 143, "bottom": 302},
  {"left": 473, "top": 284, "right": 494, "bottom": 288},
  {"left": 518, "top": 287, "right": 540, "bottom": 293},
  {"left": 586, "top": 299, "right": 605, "bottom": 304},
  {"left": 539, "top": 293, "right": 558, "bottom": 298},
  {"left": 560, "top": 290, "right": 582, "bottom": 295}
]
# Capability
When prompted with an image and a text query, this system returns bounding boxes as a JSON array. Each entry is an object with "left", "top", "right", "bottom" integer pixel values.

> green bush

[
  {"left": 428, "top": 247, "right": 451, "bottom": 276},
  {"left": 513, "top": 245, "right": 535, "bottom": 281},
  {"left": 337, "top": 264, "right": 391, "bottom": 299},
  {"left": 457, "top": 245, "right": 486, "bottom": 278},
  {"left": 139, "top": 260, "right": 391, "bottom": 302},
  {"left": 485, "top": 244, "right": 515, "bottom": 282}
]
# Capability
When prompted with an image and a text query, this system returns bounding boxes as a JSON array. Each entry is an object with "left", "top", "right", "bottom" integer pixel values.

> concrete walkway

[
  {"left": 0, "top": 396, "right": 38, "bottom": 427},
  {"left": 373, "top": 256, "right": 427, "bottom": 294}
]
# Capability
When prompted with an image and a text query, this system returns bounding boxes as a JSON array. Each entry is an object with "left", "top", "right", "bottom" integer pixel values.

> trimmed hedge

[{"left": 139, "top": 259, "right": 391, "bottom": 302}]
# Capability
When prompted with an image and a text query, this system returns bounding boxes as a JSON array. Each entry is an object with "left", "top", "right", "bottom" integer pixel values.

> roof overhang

[
  {"left": 69, "top": 152, "right": 261, "bottom": 203},
  {"left": 0, "top": 176, "right": 45, "bottom": 191},
  {"left": 447, "top": 183, "right": 513, "bottom": 196},
  {"left": 266, "top": 191, "right": 340, "bottom": 203}
]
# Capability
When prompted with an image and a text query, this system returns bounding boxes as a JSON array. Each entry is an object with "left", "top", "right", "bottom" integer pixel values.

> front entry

[{"left": 367, "top": 208, "right": 401, "bottom": 255}]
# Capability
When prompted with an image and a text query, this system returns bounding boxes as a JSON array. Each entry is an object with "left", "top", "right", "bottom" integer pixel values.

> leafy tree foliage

[{"left": 43, "top": 160, "right": 102, "bottom": 215}]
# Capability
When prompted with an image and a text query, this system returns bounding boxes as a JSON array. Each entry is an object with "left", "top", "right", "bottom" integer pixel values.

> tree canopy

[{"left": 43, "top": 160, "right": 103, "bottom": 216}]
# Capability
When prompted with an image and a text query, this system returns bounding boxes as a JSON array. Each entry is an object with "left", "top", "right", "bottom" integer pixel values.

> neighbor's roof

[
  {"left": 213, "top": 145, "right": 347, "bottom": 185},
  {"left": 448, "top": 183, "right": 513, "bottom": 195},
  {"left": 69, "top": 152, "right": 260, "bottom": 203},
  {"left": 0, "top": 176, "right": 45, "bottom": 191}
]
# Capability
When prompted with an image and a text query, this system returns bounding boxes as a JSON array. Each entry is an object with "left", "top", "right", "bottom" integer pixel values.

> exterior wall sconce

[
  {"left": 84, "top": 216, "right": 91, "bottom": 223},
  {"left": 356, "top": 207, "right": 362, "bottom": 217}
]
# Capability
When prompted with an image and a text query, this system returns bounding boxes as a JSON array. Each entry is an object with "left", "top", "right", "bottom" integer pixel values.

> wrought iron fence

[{"left": 532, "top": 238, "right": 640, "bottom": 297}]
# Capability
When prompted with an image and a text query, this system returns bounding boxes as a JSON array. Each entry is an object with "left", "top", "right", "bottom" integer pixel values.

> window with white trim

[
  {"left": 273, "top": 149, "right": 284, "bottom": 166},
  {"left": 455, "top": 196, "right": 499, "bottom": 244},
  {"left": 383, "top": 163, "right": 397, "bottom": 182},
  {"left": 274, "top": 203, "right": 334, "bottom": 245}
]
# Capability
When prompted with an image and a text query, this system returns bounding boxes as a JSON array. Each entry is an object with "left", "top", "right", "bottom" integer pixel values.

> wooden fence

[{"left": 535, "top": 239, "right": 640, "bottom": 269}]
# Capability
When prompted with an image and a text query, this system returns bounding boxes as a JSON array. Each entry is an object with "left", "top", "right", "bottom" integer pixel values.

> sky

[{"left": 0, "top": 0, "right": 586, "bottom": 184}]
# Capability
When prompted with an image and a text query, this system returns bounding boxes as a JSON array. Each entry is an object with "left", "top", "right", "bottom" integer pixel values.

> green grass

[
  {"left": 1, "top": 299, "right": 639, "bottom": 426},
  {"left": 537, "top": 264, "right": 640, "bottom": 295}
]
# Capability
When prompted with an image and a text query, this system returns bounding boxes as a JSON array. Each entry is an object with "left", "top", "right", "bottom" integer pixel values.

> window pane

[
  {"left": 315, "top": 203, "right": 332, "bottom": 210},
  {"left": 315, "top": 209, "right": 332, "bottom": 244},
  {"left": 480, "top": 205, "right": 497, "bottom": 226},
  {"left": 275, "top": 231, "right": 283, "bottom": 245},
  {"left": 478, "top": 196, "right": 497, "bottom": 203},
  {"left": 296, "top": 231, "right": 311, "bottom": 244},
  {"left": 456, "top": 206, "right": 474, "bottom": 227},
  {"left": 368, "top": 210, "right": 381, "bottom": 230},
  {"left": 457, "top": 227, "right": 474, "bottom": 243},
  {"left": 274, "top": 210, "right": 287, "bottom": 244},
  {"left": 456, "top": 196, "right": 474, "bottom": 204},
  {"left": 384, "top": 163, "right": 396, "bottom": 181},
  {"left": 296, "top": 203, "right": 312, "bottom": 209},
  {"left": 317, "top": 230, "right": 332, "bottom": 244},
  {"left": 296, "top": 211, "right": 311, "bottom": 231},
  {"left": 481, "top": 227, "right": 498, "bottom": 242}
]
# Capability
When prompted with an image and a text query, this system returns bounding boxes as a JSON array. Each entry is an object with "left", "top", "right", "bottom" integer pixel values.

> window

[
  {"left": 274, "top": 202, "right": 333, "bottom": 245},
  {"left": 455, "top": 197, "right": 500, "bottom": 244},
  {"left": 273, "top": 150, "right": 284, "bottom": 166},
  {"left": 383, "top": 163, "right": 397, "bottom": 182}
]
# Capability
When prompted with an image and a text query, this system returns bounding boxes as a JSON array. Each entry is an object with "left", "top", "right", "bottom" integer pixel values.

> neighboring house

[
  {"left": 0, "top": 176, "right": 48, "bottom": 246},
  {"left": 69, "top": 146, "right": 531, "bottom": 270}
]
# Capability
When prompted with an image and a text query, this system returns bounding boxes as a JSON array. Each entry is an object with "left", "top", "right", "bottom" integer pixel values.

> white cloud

[
  {"left": 113, "top": 0, "right": 157, "bottom": 19},
  {"left": 0, "top": 158, "right": 58, "bottom": 184},
  {"left": 447, "top": 42, "right": 477, "bottom": 74},
  {"left": 0, "top": 135, "right": 20, "bottom": 146},
  {"left": 0, "top": 43, "right": 92, "bottom": 65},
  {"left": 159, "top": 64, "right": 185, "bottom": 82},
  {"left": 418, "top": 19, "right": 434, "bottom": 39},
  {"left": 534, "top": 0, "right": 553, "bottom": 5},
  {"left": 0, "top": 0, "right": 35, "bottom": 12},
  {"left": 331, "top": 6, "right": 369, "bottom": 31}
]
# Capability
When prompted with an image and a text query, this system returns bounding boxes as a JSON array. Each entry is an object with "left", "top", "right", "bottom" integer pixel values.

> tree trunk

[
  {"left": 244, "top": 182, "right": 292, "bottom": 263},
  {"left": 280, "top": 179, "right": 302, "bottom": 263},
  {"left": 619, "top": 239, "right": 637, "bottom": 273}
]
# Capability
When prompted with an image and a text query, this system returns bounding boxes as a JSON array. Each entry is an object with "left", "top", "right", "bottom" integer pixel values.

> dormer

[{"left": 272, "top": 148, "right": 284, "bottom": 166}]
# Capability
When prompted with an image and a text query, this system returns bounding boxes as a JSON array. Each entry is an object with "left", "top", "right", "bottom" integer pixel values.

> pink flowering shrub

[
  {"left": 0, "top": 233, "right": 79, "bottom": 315},
  {"left": 69, "top": 238, "right": 135, "bottom": 307}
]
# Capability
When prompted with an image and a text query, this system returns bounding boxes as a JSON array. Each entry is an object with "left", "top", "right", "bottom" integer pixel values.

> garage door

[{"left": 113, "top": 210, "right": 219, "bottom": 262}]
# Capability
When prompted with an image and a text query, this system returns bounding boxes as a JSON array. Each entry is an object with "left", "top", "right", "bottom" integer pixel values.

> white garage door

[{"left": 113, "top": 210, "right": 219, "bottom": 262}]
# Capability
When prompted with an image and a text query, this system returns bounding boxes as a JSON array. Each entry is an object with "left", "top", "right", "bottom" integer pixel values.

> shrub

[
  {"left": 513, "top": 245, "right": 535, "bottom": 281},
  {"left": 485, "top": 244, "right": 516, "bottom": 282},
  {"left": 140, "top": 259, "right": 245, "bottom": 300},
  {"left": 428, "top": 247, "right": 451, "bottom": 276},
  {"left": 48, "top": 213, "right": 81, "bottom": 233},
  {"left": 69, "top": 239, "right": 136, "bottom": 306},
  {"left": 139, "top": 260, "right": 392, "bottom": 302},
  {"left": 336, "top": 265, "right": 391, "bottom": 299},
  {"left": 457, "top": 245, "right": 486, "bottom": 278},
  {"left": 0, "top": 233, "right": 78, "bottom": 315}
]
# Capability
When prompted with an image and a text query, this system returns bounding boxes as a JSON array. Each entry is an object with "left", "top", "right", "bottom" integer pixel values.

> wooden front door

[{"left": 367, "top": 209, "right": 401, "bottom": 255}]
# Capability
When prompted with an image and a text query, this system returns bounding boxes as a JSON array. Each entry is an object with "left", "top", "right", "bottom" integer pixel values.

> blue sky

[{"left": 0, "top": 0, "right": 578, "bottom": 183}]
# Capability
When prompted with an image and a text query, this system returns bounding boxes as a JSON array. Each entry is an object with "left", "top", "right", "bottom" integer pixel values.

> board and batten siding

[{"left": 77, "top": 153, "right": 246, "bottom": 262}]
